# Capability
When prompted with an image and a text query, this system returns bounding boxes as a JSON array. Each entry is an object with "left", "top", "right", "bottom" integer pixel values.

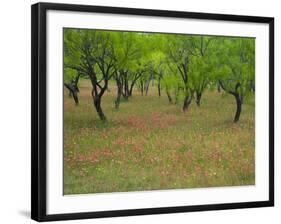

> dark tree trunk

[
  {"left": 145, "top": 72, "right": 153, "bottom": 96},
  {"left": 123, "top": 91, "right": 129, "bottom": 100},
  {"left": 124, "top": 78, "right": 129, "bottom": 99},
  {"left": 219, "top": 80, "right": 243, "bottom": 123},
  {"left": 115, "top": 80, "right": 122, "bottom": 109},
  {"left": 140, "top": 81, "right": 144, "bottom": 96},
  {"left": 65, "top": 74, "right": 80, "bottom": 103},
  {"left": 121, "top": 75, "right": 131, "bottom": 100},
  {"left": 89, "top": 72, "right": 108, "bottom": 122},
  {"left": 217, "top": 83, "right": 221, "bottom": 93},
  {"left": 174, "top": 86, "right": 180, "bottom": 105},
  {"left": 157, "top": 82, "right": 161, "bottom": 97},
  {"left": 64, "top": 83, "right": 79, "bottom": 105},
  {"left": 115, "top": 92, "right": 121, "bottom": 109},
  {"left": 74, "top": 74, "right": 80, "bottom": 90},
  {"left": 129, "top": 81, "right": 136, "bottom": 97},
  {"left": 72, "top": 91, "right": 79, "bottom": 105},
  {"left": 93, "top": 95, "right": 107, "bottom": 121},
  {"left": 234, "top": 95, "right": 242, "bottom": 123},
  {"left": 250, "top": 80, "right": 255, "bottom": 92},
  {"left": 182, "top": 96, "right": 192, "bottom": 112},
  {"left": 145, "top": 81, "right": 150, "bottom": 96},
  {"left": 125, "top": 72, "right": 143, "bottom": 98},
  {"left": 129, "top": 87, "right": 133, "bottom": 97},
  {"left": 166, "top": 90, "right": 173, "bottom": 103},
  {"left": 195, "top": 92, "right": 202, "bottom": 106}
]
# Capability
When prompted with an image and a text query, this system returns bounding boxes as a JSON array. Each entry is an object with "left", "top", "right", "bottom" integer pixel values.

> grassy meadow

[{"left": 63, "top": 79, "right": 255, "bottom": 195}]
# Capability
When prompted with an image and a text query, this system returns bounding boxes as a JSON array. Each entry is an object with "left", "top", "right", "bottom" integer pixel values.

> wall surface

[{"left": 0, "top": 0, "right": 279, "bottom": 223}]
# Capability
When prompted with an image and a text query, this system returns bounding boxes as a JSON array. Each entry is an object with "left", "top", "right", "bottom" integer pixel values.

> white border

[{"left": 46, "top": 10, "right": 269, "bottom": 214}]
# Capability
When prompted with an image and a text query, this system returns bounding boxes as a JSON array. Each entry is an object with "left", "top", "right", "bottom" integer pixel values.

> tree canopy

[{"left": 64, "top": 28, "right": 255, "bottom": 122}]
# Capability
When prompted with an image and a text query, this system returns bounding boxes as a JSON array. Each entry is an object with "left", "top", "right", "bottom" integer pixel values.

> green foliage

[
  {"left": 64, "top": 68, "right": 78, "bottom": 83},
  {"left": 64, "top": 28, "right": 255, "bottom": 120},
  {"left": 64, "top": 29, "right": 255, "bottom": 97},
  {"left": 215, "top": 37, "right": 255, "bottom": 98}
]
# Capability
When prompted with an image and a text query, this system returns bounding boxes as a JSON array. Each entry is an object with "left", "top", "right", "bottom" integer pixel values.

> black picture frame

[{"left": 31, "top": 2, "right": 274, "bottom": 222}]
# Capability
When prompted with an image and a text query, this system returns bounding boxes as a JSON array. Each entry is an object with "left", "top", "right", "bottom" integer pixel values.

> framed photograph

[{"left": 31, "top": 2, "right": 274, "bottom": 222}]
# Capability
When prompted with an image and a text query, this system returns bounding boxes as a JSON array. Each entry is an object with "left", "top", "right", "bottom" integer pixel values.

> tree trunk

[
  {"left": 166, "top": 88, "right": 173, "bottom": 104},
  {"left": 74, "top": 74, "right": 80, "bottom": 91},
  {"left": 157, "top": 82, "right": 161, "bottom": 97},
  {"left": 174, "top": 86, "right": 180, "bottom": 105},
  {"left": 93, "top": 96, "right": 107, "bottom": 121},
  {"left": 218, "top": 80, "right": 243, "bottom": 123},
  {"left": 129, "top": 81, "right": 136, "bottom": 97},
  {"left": 123, "top": 77, "right": 129, "bottom": 100},
  {"left": 72, "top": 91, "right": 79, "bottom": 105},
  {"left": 123, "top": 90, "right": 129, "bottom": 101},
  {"left": 140, "top": 81, "right": 144, "bottom": 96},
  {"left": 183, "top": 96, "right": 192, "bottom": 112},
  {"left": 145, "top": 72, "right": 153, "bottom": 96},
  {"left": 145, "top": 80, "right": 150, "bottom": 96},
  {"left": 195, "top": 92, "right": 202, "bottom": 106},
  {"left": 250, "top": 80, "right": 255, "bottom": 92},
  {"left": 115, "top": 90, "right": 121, "bottom": 109},
  {"left": 234, "top": 95, "right": 242, "bottom": 123},
  {"left": 217, "top": 83, "right": 221, "bottom": 93},
  {"left": 115, "top": 81, "right": 122, "bottom": 109},
  {"left": 64, "top": 83, "right": 79, "bottom": 105}
]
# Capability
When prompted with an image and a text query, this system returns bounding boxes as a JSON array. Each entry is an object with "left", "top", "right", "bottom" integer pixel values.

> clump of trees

[
  {"left": 64, "top": 29, "right": 255, "bottom": 123},
  {"left": 216, "top": 38, "right": 255, "bottom": 122}
]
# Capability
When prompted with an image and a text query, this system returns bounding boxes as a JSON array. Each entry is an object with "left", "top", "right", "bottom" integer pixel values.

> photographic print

[
  {"left": 63, "top": 29, "right": 255, "bottom": 195},
  {"left": 31, "top": 3, "right": 273, "bottom": 221}
]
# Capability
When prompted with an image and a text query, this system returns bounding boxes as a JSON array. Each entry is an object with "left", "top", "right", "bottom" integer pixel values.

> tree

[
  {"left": 111, "top": 32, "right": 145, "bottom": 108},
  {"left": 64, "top": 29, "right": 115, "bottom": 121},
  {"left": 150, "top": 51, "right": 166, "bottom": 97},
  {"left": 162, "top": 73, "right": 182, "bottom": 104},
  {"left": 144, "top": 34, "right": 167, "bottom": 97},
  {"left": 64, "top": 28, "right": 255, "bottom": 123},
  {"left": 187, "top": 36, "right": 215, "bottom": 106},
  {"left": 166, "top": 35, "right": 195, "bottom": 112},
  {"left": 216, "top": 37, "right": 255, "bottom": 122},
  {"left": 64, "top": 68, "right": 80, "bottom": 105}
]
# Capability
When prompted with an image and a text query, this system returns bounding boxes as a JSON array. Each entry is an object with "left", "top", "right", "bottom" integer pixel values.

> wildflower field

[{"left": 63, "top": 79, "right": 255, "bottom": 195}]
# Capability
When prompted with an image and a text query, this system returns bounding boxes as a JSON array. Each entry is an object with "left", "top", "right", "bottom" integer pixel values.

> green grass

[{"left": 63, "top": 79, "right": 255, "bottom": 195}]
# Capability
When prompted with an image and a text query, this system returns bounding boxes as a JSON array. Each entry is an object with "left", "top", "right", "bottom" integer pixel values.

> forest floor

[{"left": 63, "top": 79, "right": 255, "bottom": 195}]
